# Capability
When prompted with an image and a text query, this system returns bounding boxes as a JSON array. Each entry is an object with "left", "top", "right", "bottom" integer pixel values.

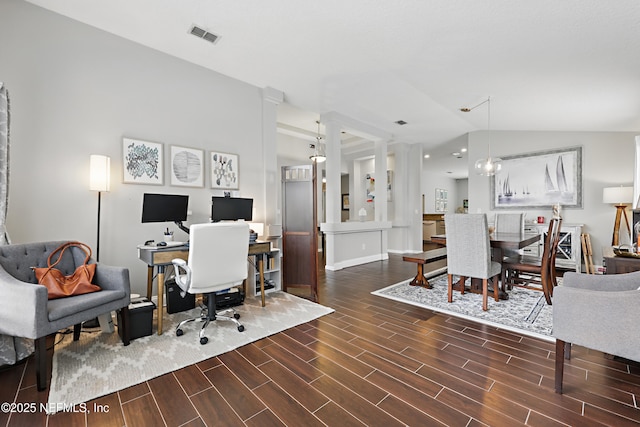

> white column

[
  {"left": 374, "top": 139, "right": 388, "bottom": 222},
  {"left": 324, "top": 116, "right": 342, "bottom": 224},
  {"left": 261, "top": 87, "right": 283, "bottom": 231}
]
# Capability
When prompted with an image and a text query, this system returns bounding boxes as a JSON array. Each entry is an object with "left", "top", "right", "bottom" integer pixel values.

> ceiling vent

[{"left": 189, "top": 25, "right": 220, "bottom": 44}]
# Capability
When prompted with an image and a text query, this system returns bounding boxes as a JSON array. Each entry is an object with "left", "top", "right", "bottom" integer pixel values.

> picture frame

[
  {"left": 210, "top": 151, "right": 239, "bottom": 189},
  {"left": 170, "top": 145, "right": 204, "bottom": 187},
  {"left": 342, "top": 194, "right": 350, "bottom": 210},
  {"left": 122, "top": 137, "right": 163, "bottom": 185},
  {"left": 491, "top": 146, "right": 583, "bottom": 209},
  {"left": 435, "top": 188, "right": 447, "bottom": 212}
]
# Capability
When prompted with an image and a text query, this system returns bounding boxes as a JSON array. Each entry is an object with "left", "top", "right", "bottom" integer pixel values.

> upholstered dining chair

[
  {"left": 502, "top": 218, "right": 562, "bottom": 304},
  {"left": 171, "top": 222, "right": 249, "bottom": 345},
  {"left": 553, "top": 270, "right": 640, "bottom": 393},
  {"left": 494, "top": 212, "right": 526, "bottom": 259},
  {"left": 444, "top": 213, "right": 501, "bottom": 311},
  {"left": 494, "top": 212, "right": 525, "bottom": 234},
  {"left": 0, "top": 241, "right": 131, "bottom": 391}
]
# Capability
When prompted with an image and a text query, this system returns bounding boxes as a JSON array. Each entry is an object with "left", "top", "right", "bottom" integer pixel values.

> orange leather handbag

[{"left": 33, "top": 242, "right": 101, "bottom": 299}]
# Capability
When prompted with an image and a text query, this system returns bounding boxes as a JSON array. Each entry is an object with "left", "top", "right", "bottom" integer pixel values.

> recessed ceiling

[{"left": 24, "top": 0, "right": 640, "bottom": 177}]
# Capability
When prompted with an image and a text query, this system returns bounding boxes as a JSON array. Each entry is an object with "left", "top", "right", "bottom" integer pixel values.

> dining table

[{"left": 430, "top": 231, "right": 541, "bottom": 300}]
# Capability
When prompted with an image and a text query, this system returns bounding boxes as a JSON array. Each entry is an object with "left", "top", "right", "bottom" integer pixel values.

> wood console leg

[
  {"left": 157, "top": 267, "right": 165, "bottom": 335},
  {"left": 259, "top": 258, "right": 265, "bottom": 307}
]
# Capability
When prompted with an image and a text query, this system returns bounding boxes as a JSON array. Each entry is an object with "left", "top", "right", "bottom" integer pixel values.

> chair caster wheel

[
  {"left": 200, "top": 337, "right": 208, "bottom": 345},
  {"left": 234, "top": 313, "right": 240, "bottom": 320},
  {"left": 176, "top": 329, "right": 183, "bottom": 337},
  {"left": 237, "top": 325, "right": 245, "bottom": 332}
]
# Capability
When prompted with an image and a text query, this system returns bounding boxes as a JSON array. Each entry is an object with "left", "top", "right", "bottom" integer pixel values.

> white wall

[
  {"left": 1, "top": 1, "right": 267, "bottom": 294},
  {"left": 468, "top": 130, "right": 638, "bottom": 265},
  {"left": 422, "top": 171, "right": 459, "bottom": 214}
]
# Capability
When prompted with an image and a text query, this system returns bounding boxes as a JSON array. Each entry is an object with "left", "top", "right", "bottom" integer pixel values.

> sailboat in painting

[
  {"left": 556, "top": 156, "right": 568, "bottom": 193},
  {"left": 544, "top": 155, "right": 568, "bottom": 195}
]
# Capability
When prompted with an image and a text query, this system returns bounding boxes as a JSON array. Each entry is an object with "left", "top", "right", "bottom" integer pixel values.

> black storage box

[
  {"left": 165, "top": 277, "right": 196, "bottom": 314},
  {"left": 118, "top": 297, "right": 155, "bottom": 340}
]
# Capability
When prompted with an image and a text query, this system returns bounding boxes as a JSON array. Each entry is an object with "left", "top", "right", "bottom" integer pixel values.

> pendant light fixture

[
  {"left": 309, "top": 120, "right": 326, "bottom": 163},
  {"left": 461, "top": 96, "right": 502, "bottom": 176}
]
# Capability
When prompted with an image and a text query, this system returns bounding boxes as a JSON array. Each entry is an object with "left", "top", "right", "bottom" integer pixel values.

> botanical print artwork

[
  {"left": 123, "top": 138, "right": 163, "bottom": 185},
  {"left": 211, "top": 152, "right": 238, "bottom": 189},
  {"left": 171, "top": 146, "right": 203, "bottom": 187}
]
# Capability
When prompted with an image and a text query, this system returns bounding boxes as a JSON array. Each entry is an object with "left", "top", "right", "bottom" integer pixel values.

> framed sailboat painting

[{"left": 491, "top": 146, "right": 582, "bottom": 209}]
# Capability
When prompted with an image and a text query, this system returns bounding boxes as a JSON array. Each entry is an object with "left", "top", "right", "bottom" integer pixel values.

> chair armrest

[
  {"left": 553, "top": 285, "right": 640, "bottom": 362},
  {"left": 94, "top": 264, "right": 131, "bottom": 296},
  {"left": 0, "top": 267, "right": 48, "bottom": 339},
  {"left": 562, "top": 271, "right": 640, "bottom": 292},
  {"left": 171, "top": 258, "right": 191, "bottom": 295}
]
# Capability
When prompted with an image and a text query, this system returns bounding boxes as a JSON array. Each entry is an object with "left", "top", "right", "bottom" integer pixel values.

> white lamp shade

[
  {"left": 89, "top": 155, "right": 111, "bottom": 192},
  {"left": 602, "top": 186, "right": 633, "bottom": 204}
]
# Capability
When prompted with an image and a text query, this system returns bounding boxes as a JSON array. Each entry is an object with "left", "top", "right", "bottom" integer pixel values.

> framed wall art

[
  {"left": 435, "top": 188, "right": 447, "bottom": 212},
  {"left": 491, "top": 146, "right": 583, "bottom": 209},
  {"left": 170, "top": 145, "right": 204, "bottom": 187},
  {"left": 122, "top": 137, "right": 163, "bottom": 185},
  {"left": 342, "top": 194, "right": 350, "bottom": 210},
  {"left": 210, "top": 151, "right": 239, "bottom": 189}
]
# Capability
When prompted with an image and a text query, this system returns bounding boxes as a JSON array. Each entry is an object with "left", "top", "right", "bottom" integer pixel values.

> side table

[{"left": 602, "top": 247, "right": 640, "bottom": 274}]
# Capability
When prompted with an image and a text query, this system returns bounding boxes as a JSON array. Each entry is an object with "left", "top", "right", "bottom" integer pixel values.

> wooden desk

[
  {"left": 431, "top": 232, "right": 540, "bottom": 299},
  {"left": 603, "top": 246, "right": 640, "bottom": 274},
  {"left": 138, "top": 240, "right": 271, "bottom": 335}
]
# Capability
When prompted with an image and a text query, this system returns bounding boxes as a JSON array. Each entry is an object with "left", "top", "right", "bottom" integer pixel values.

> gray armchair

[
  {"left": 0, "top": 241, "right": 131, "bottom": 391},
  {"left": 553, "top": 270, "right": 640, "bottom": 393}
]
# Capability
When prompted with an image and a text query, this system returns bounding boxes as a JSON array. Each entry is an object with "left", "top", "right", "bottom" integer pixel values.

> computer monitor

[
  {"left": 211, "top": 196, "right": 253, "bottom": 222},
  {"left": 141, "top": 193, "right": 189, "bottom": 223}
]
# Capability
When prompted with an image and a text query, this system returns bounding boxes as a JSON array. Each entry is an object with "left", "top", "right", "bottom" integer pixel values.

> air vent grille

[{"left": 189, "top": 25, "right": 220, "bottom": 44}]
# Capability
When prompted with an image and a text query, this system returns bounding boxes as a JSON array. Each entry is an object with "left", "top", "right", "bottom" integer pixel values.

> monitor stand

[{"left": 174, "top": 221, "right": 190, "bottom": 234}]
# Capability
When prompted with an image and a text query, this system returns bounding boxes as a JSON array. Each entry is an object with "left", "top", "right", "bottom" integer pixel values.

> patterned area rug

[
  {"left": 372, "top": 274, "right": 553, "bottom": 341},
  {"left": 47, "top": 292, "right": 333, "bottom": 412}
]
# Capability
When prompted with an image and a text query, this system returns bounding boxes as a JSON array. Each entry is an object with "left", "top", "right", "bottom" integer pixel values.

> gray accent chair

[
  {"left": 444, "top": 213, "right": 501, "bottom": 311},
  {"left": 0, "top": 241, "right": 131, "bottom": 391},
  {"left": 553, "top": 270, "right": 640, "bottom": 393}
]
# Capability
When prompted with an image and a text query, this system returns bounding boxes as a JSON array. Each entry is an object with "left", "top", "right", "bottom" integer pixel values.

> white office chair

[{"left": 171, "top": 222, "right": 250, "bottom": 344}]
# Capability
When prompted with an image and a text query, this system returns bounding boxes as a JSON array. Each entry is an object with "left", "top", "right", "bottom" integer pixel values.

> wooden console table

[{"left": 602, "top": 246, "right": 640, "bottom": 274}]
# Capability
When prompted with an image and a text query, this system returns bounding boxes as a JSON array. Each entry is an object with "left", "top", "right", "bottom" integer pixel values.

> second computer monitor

[{"left": 211, "top": 196, "right": 253, "bottom": 222}]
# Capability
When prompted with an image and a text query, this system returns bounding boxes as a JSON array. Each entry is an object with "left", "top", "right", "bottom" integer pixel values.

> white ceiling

[{"left": 25, "top": 0, "right": 640, "bottom": 177}]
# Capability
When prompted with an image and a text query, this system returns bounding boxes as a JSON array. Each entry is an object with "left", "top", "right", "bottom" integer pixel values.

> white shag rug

[
  {"left": 48, "top": 292, "right": 333, "bottom": 411},
  {"left": 372, "top": 274, "right": 553, "bottom": 341}
]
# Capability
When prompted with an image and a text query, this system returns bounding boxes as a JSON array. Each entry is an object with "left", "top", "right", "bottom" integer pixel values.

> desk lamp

[{"left": 603, "top": 185, "right": 633, "bottom": 246}]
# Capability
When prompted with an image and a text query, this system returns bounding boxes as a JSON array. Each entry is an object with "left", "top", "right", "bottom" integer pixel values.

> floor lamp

[
  {"left": 89, "top": 155, "right": 111, "bottom": 262},
  {"left": 603, "top": 186, "right": 633, "bottom": 247}
]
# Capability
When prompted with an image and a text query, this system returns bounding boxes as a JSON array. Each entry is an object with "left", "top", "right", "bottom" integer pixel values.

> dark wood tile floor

[{"left": 2, "top": 253, "right": 640, "bottom": 426}]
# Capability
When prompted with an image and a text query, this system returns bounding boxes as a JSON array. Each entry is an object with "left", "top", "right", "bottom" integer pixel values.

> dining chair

[
  {"left": 502, "top": 218, "right": 562, "bottom": 304},
  {"left": 494, "top": 212, "right": 525, "bottom": 234},
  {"left": 444, "top": 213, "right": 501, "bottom": 311},
  {"left": 494, "top": 212, "right": 525, "bottom": 259}
]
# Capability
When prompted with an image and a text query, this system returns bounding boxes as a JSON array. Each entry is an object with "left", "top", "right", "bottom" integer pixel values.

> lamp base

[{"left": 612, "top": 204, "right": 631, "bottom": 247}]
